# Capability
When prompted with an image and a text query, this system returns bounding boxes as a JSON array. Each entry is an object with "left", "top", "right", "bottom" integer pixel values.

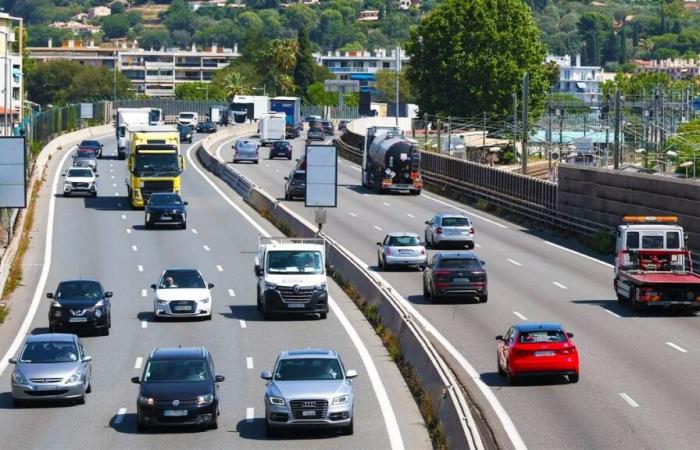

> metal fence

[{"left": 16, "top": 101, "right": 111, "bottom": 148}]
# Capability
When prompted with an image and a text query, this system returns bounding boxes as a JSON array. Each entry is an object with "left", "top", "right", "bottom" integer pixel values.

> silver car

[
  {"left": 73, "top": 149, "right": 97, "bottom": 172},
  {"left": 233, "top": 139, "right": 259, "bottom": 164},
  {"left": 9, "top": 333, "right": 92, "bottom": 406},
  {"left": 261, "top": 349, "right": 357, "bottom": 436},
  {"left": 424, "top": 212, "right": 475, "bottom": 249},
  {"left": 377, "top": 232, "right": 427, "bottom": 271}
]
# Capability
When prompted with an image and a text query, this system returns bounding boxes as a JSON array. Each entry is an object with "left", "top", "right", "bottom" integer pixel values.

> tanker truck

[{"left": 361, "top": 126, "right": 423, "bottom": 195}]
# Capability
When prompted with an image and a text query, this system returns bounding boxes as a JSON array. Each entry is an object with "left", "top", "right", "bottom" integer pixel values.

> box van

[{"left": 177, "top": 112, "right": 199, "bottom": 126}]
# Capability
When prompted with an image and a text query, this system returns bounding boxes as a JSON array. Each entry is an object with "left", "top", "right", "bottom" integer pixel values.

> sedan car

[
  {"left": 78, "top": 140, "right": 103, "bottom": 159},
  {"left": 132, "top": 346, "right": 225, "bottom": 431},
  {"left": 233, "top": 139, "right": 259, "bottom": 164},
  {"left": 422, "top": 252, "right": 487, "bottom": 302},
  {"left": 307, "top": 127, "right": 325, "bottom": 142},
  {"left": 269, "top": 141, "right": 293, "bottom": 160},
  {"left": 9, "top": 333, "right": 92, "bottom": 406},
  {"left": 376, "top": 232, "right": 427, "bottom": 271},
  {"left": 151, "top": 268, "right": 214, "bottom": 321},
  {"left": 424, "top": 212, "right": 475, "bottom": 249},
  {"left": 63, "top": 167, "right": 97, "bottom": 197},
  {"left": 47, "top": 280, "right": 113, "bottom": 335},
  {"left": 178, "top": 124, "right": 194, "bottom": 143},
  {"left": 73, "top": 148, "right": 97, "bottom": 172},
  {"left": 145, "top": 192, "right": 188, "bottom": 229},
  {"left": 496, "top": 323, "right": 579, "bottom": 384},
  {"left": 284, "top": 169, "right": 306, "bottom": 200},
  {"left": 261, "top": 349, "right": 356, "bottom": 436},
  {"left": 196, "top": 120, "right": 217, "bottom": 133}
]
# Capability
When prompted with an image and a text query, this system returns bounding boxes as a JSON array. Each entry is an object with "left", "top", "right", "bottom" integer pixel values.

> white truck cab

[
  {"left": 254, "top": 237, "right": 331, "bottom": 320},
  {"left": 614, "top": 216, "right": 687, "bottom": 277}
]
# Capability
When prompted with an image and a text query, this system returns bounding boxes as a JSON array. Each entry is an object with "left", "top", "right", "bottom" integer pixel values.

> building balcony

[
  {"left": 175, "top": 62, "right": 202, "bottom": 67},
  {"left": 144, "top": 61, "right": 174, "bottom": 69},
  {"left": 174, "top": 76, "right": 203, "bottom": 82},
  {"left": 327, "top": 66, "right": 375, "bottom": 73},
  {"left": 145, "top": 88, "right": 175, "bottom": 96},
  {"left": 145, "top": 75, "right": 173, "bottom": 82}
]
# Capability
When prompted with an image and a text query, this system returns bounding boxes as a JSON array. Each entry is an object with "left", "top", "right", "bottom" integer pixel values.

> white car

[
  {"left": 233, "top": 139, "right": 259, "bottom": 163},
  {"left": 424, "top": 212, "right": 475, "bottom": 249},
  {"left": 377, "top": 232, "right": 427, "bottom": 271},
  {"left": 177, "top": 111, "right": 199, "bottom": 127},
  {"left": 151, "top": 268, "right": 214, "bottom": 321},
  {"left": 63, "top": 167, "right": 98, "bottom": 197}
]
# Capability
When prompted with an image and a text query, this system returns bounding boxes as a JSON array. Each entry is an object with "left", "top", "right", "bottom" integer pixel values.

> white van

[{"left": 177, "top": 112, "right": 199, "bottom": 126}]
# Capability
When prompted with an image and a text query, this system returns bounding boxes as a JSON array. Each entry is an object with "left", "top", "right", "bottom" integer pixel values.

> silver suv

[
  {"left": 424, "top": 212, "right": 475, "bottom": 249},
  {"left": 260, "top": 349, "right": 357, "bottom": 436},
  {"left": 376, "top": 232, "right": 427, "bottom": 271}
]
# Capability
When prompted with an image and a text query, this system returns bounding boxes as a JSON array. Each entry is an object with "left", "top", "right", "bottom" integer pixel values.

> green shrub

[{"left": 591, "top": 230, "right": 614, "bottom": 254}]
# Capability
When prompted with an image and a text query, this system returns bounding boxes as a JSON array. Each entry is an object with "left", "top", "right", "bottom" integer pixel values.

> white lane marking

[
  {"left": 553, "top": 282, "right": 568, "bottom": 290},
  {"left": 265, "top": 163, "right": 270, "bottom": 167},
  {"left": 141, "top": 320, "right": 147, "bottom": 329},
  {"left": 362, "top": 193, "right": 370, "bottom": 196},
  {"left": 121, "top": 214, "right": 126, "bottom": 220},
  {"left": 351, "top": 166, "right": 361, "bottom": 171},
  {"left": 190, "top": 144, "right": 405, "bottom": 450},
  {"left": 132, "top": 245, "right": 138, "bottom": 252},
  {"left": 126, "top": 228, "right": 131, "bottom": 234},
  {"left": 203, "top": 245, "right": 210, "bottom": 251},
  {"left": 275, "top": 169, "right": 280, "bottom": 173},
  {"left": 134, "top": 357, "right": 143, "bottom": 369},
  {"left": 240, "top": 319, "right": 247, "bottom": 329},
  {"left": 619, "top": 393, "right": 639, "bottom": 408},
  {"left": 114, "top": 192, "right": 119, "bottom": 196},
  {"left": 216, "top": 265, "right": 223, "bottom": 272},
  {"left": 246, "top": 407, "right": 254, "bottom": 422},
  {"left": 507, "top": 258, "right": 522, "bottom": 266},
  {"left": 110, "top": 175, "right": 115, "bottom": 180},
  {"left": 228, "top": 289, "right": 235, "bottom": 297},
  {"left": 475, "top": 243, "right": 482, "bottom": 248},
  {"left": 512, "top": 311, "right": 528, "bottom": 321},
  {"left": 246, "top": 357, "right": 254, "bottom": 369},
  {"left": 110, "top": 163, "right": 114, "bottom": 167},
  {"left": 406, "top": 213, "right": 415, "bottom": 218},
  {"left": 382, "top": 201, "right": 391, "bottom": 207},
  {"left": 349, "top": 212, "right": 358, "bottom": 217},
  {"left": 112, "top": 183, "right": 117, "bottom": 187},
  {"left": 422, "top": 193, "right": 508, "bottom": 229},
  {"left": 110, "top": 169, "right": 114, "bottom": 173},
  {"left": 373, "top": 225, "right": 382, "bottom": 231},
  {"left": 666, "top": 342, "right": 688, "bottom": 353},
  {"left": 602, "top": 308, "right": 621, "bottom": 318},
  {"left": 192, "top": 228, "right": 198, "bottom": 234},
  {"left": 141, "top": 289, "right": 147, "bottom": 297},
  {"left": 114, "top": 408, "right": 127, "bottom": 424},
  {"left": 137, "top": 265, "right": 144, "bottom": 272},
  {"left": 544, "top": 241, "right": 614, "bottom": 268}
]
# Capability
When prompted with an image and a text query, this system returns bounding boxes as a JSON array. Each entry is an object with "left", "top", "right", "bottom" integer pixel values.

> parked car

[
  {"left": 261, "top": 349, "right": 356, "bottom": 436},
  {"left": 73, "top": 148, "right": 97, "bottom": 172},
  {"left": 496, "top": 322, "right": 579, "bottom": 384},
  {"left": 422, "top": 252, "right": 487, "bottom": 302},
  {"left": 9, "top": 333, "right": 92, "bottom": 406},
  {"left": 131, "top": 346, "right": 225, "bottom": 431},
  {"left": 196, "top": 120, "right": 217, "bottom": 133},
  {"left": 269, "top": 141, "right": 293, "bottom": 160},
  {"left": 307, "top": 127, "right": 325, "bottom": 142},
  {"left": 145, "top": 192, "right": 188, "bottom": 229},
  {"left": 376, "top": 232, "right": 427, "bottom": 271},
  {"left": 233, "top": 139, "right": 259, "bottom": 164},
  {"left": 177, "top": 124, "right": 194, "bottom": 143},
  {"left": 78, "top": 140, "right": 103, "bottom": 159},
  {"left": 151, "top": 268, "right": 214, "bottom": 321},
  {"left": 62, "top": 167, "right": 97, "bottom": 197},
  {"left": 47, "top": 279, "right": 113, "bottom": 335},
  {"left": 320, "top": 120, "right": 334, "bottom": 136},
  {"left": 284, "top": 169, "right": 306, "bottom": 200},
  {"left": 424, "top": 212, "right": 475, "bottom": 249}
]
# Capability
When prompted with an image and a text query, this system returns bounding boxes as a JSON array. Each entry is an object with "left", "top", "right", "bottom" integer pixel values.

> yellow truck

[{"left": 127, "top": 127, "right": 185, "bottom": 208}]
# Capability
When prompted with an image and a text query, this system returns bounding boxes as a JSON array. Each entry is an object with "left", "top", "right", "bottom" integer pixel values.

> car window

[
  {"left": 440, "top": 217, "right": 469, "bottom": 227},
  {"left": 667, "top": 232, "right": 680, "bottom": 249},
  {"left": 626, "top": 231, "right": 639, "bottom": 249},
  {"left": 144, "top": 359, "right": 209, "bottom": 382},
  {"left": 149, "top": 194, "right": 182, "bottom": 206},
  {"left": 387, "top": 236, "right": 420, "bottom": 246},
  {"left": 56, "top": 281, "right": 102, "bottom": 299},
  {"left": 293, "top": 172, "right": 305, "bottom": 181},
  {"left": 20, "top": 341, "right": 79, "bottom": 363},
  {"left": 67, "top": 169, "right": 93, "bottom": 178},
  {"left": 519, "top": 330, "right": 567, "bottom": 344},
  {"left": 267, "top": 250, "right": 322, "bottom": 274},
  {"left": 159, "top": 271, "right": 205, "bottom": 289},
  {"left": 274, "top": 358, "right": 343, "bottom": 381},
  {"left": 429, "top": 255, "right": 438, "bottom": 267},
  {"left": 642, "top": 234, "right": 664, "bottom": 249},
  {"left": 76, "top": 150, "right": 96, "bottom": 158},
  {"left": 436, "top": 258, "right": 481, "bottom": 270},
  {"left": 179, "top": 113, "right": 195, "bottom": 119}
]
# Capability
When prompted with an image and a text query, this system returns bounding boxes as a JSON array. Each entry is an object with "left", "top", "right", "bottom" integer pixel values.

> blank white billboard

[
  {"left": 0, "top": 137, "right": 26, "bottom": 208},
  {"left": 305, "top": 144, "right": 337, "bottom": 208}
]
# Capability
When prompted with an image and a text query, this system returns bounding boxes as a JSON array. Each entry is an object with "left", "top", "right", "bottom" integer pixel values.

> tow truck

[{"left": 614, "top": 216, "right": 700, "bottom": 310}]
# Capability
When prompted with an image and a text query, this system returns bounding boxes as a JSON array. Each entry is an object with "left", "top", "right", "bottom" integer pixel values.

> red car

[{"left": 496, "top": 322, "right": 579, "bottom": 384}]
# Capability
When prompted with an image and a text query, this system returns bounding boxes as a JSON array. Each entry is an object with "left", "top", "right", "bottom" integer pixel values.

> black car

[
  {"left": 338, "top": 120, "right": 349, "bottom": 132},
  {"left": 196, "top": 121, "right": 217, "bottom": 133},
  {"left": 269, "top": 141, "right": 292, "bottom": 160},
  {"left": 79, "top": 140, "right": 103, "bottom": 159},
  {"left": 47, "top": 280, "right": 112, "bottom": 335},
  {"left": 132, "top": 347, "right": 225, "bottom": 431},
  {"left": 284, "top": 169, "right": 306, "bottom": 200},
  {"left": 320, "top": 120, "right": 334, "bottom": 136},
  {"left": 422, "top": 252, "right": 488, "bottom": 303},
  {"left": 145, "top": 192, "right": 188, "bottom": 229},
  {"left": 178, "top": 124, "right": 194, "bottom": 143}
]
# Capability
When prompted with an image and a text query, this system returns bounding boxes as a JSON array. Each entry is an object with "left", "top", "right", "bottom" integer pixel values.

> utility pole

[
  {"left": 512, "top": 93, "right": 517, "bottom": 163},
  {"left": 521, "top": 72, "right": 529, "bottom": 175},
  {"left": 436, "top": 118, "right": 441, "bottom": 153},
  {"left": 447, "top": 115, "right": 452, "bottom": 154},
  {"left": 614, "top": 89, "right": 621, "bottom": 169},
  {"left": 547, "top": 100, "right": 552, "bottom": 177},
  {"left": 604, "top": 94, "right": 610, "bottom": 167},
  {"left": 395, "top": 45, "right": 401, "bottom": 127}
]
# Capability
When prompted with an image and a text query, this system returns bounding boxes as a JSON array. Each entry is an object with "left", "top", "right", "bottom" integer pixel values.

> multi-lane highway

[
  {"left": 221, "top": 131, "right": 700, "bottom": 450},
  {"left": 0, "top": 132, "right": 430, "bottom": 450}
]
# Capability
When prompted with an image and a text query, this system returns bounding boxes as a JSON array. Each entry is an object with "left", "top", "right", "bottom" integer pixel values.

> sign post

[
  {"left": 0, "top": 137, "right": 27, "bottom": 208},
  {"left": 80, "top": 103, "right": 94, "bottom": 130},
  {"left": 305, "top": 144, "right": 338, "bottom": 234}
]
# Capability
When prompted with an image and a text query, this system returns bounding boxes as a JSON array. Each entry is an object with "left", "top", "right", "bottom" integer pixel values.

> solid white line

[
  {"left": 110, "top": 163, "right": 114, "bottom": 167},
  {"left": 602, "top": 308, "right": 621, "bottom": 318},
  {"left": 349, "top": 212, "right": 358, "bottom": 217},
  {"left": 619, "top": 393, "right": 639, "bottom": 408},
  {"left": 507, "top": 258, "right": 522, "bottom": 266},
  {"left": 110, "top": 175, "right": 115, "bottom": 180},
  {"left": 112, "top": 183, "right": 117, "bottom": 187},
  {"left": 141, "top": 289, "right": 147, "bottom": 297},
  {"left": 114, "top": 408, "right": 127, "bottom": 424},
  {"left": 422, "top": 193, "right": 508, "bottom": 229},
  {"left": 275, "top": 169, "right": 280, "bottom": 173},
  {"left": 373, "top": 225, "right": 382, "bottom": 231},
  {"left": 132, "top": 245, "right": 138, "bottom": 252},
  {"left": 246, "top": 357, "right": 254, "bottom": 369},
  {"left": 552, "top": 281, "right": 568, "bottom": 290},
  {"left": 239, "top": 319, "right": 247, "bottom": 328},
  {"left": 351, "top": 166, "right": 361, "bottom": 171},
  {"left": 382, "top": 201, "right": 391, "bottom": 207},
  {"left": 114, "top": 192, "right": 119, "bottom": 196},
  {"left": 228, "top": 289, "right": 235, "bottom": 297},
  {"left": 512, "top": 311, "right": 528, "bottom": 321},
  {"left": 666, "top": 342, "right": 688, "bottom": 353},
  {"left": 216, "top": 265, "right": 223, "bottom": 272},
  {"left": 246, "top": 407, "right": 254, "bottom": 422},
  {"left": 544, "top": 241, "right": 614, "bottom": 268},
  {"left": 137, "top": 265, "right": 144, "bottom": 272},
  {"left": 126, "top": 228, "right": 131, "bottom": 234},
  {"left": 110, "top": 169, "right": 114, "bottom": 173},
  {"left": 475, "top": 243, "right": 482, "bottom": 248},
  {"left": 192, "top": 228, "right": 198, "bottom": 234},
  {"left": 121, "top": 214, "right": 126, "bottom": 220},
  {"left": 134, "top": 357, "right": 143, "bottom": 369},
  {"left": 406, "top": 213, "right": 415, "bottom": 218},
  {"left": 141, "top": 321, "right": 147, "bottom": 329},
  {"left": 203, "top": 245, "right": 210, "bottom": 251},
  {"left": 362, "top": 193, "right": 370, "bottom": 196},
  {"left": 265, "top": 163, "right": 269, "bottom": 167}
]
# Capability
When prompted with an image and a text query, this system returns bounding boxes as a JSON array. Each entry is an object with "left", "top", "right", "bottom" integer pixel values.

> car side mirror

[
  {"left": 95, "top": 174, "right": 99, "bottom": 177},
  {"left": 420, "top": 241, "right": 426, "bottom": 246},
  {"left": 260, "top": 370, "right": 272, "bottom": 380},
  {"left": 495, "top": 335, "right": 504, "bottom": 341},
  {"left": 8, "top": 357, "right": 16, "bottom": 364},
  {"left": 46, "top": 292, "right": 54, "bottom": 299},
  {"left": 255, "top": 265, "right": 263, "bottom": 277},
  {"left": 184, "top": 201, "right": 188, "bottom": 206},
  {"left": 376, "top": 242, "right": 382, "bottom": 246},
  {"left": 566, "top": 332, "right": 574, "bottom": 338},
  {"left": 480, "top": 260, "right": 486, "bottom": 266},
  {"left": 131, "top": 376, "right": 141, "bottom": 384},
  {"left": 215, "top": 375, "right": 225, "bottom": 383},
  {"left": 424, "top": 221, "right": 430, "bottom": 225},
  {"left": 208, "top": 283, "right": 215, "bottom": 289},
  {"left": 284, "top": 176, "right": 289, "bottom": 180},
  {"left": 83, "top": 355, "right": 93, "bottom": 362},
  {"left": 105, "top": 292, "right": 113, "bottom": 298},
  {"left": 61, "top": 173, "right": 65, "bottom": 177},
  {"left": 150, "top": 284, "right": 156, "bottom": 290},
  {"left": 346, "top": 369, "right": 358, "bottom": 379}
]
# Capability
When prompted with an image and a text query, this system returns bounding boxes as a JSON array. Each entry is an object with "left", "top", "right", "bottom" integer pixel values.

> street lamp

[{"left": 196, "top": 86, "right": 209, "bottom": 102}]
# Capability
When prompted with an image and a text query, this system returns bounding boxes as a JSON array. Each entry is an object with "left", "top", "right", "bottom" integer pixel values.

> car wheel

[
  {"left": 467, "top": 242, "right": 475, "bottom": 250},
  {"left": 209, "top": 417, "right": 218, "bottom": 430},
  {"left": 136, "top": 417, "right": 147, "bottom": 432},
  {"left": 152, "top": 310, "right": 159, "bottom": 322},
  {"left": 50, "top": 323, "right": 58, "bottom": 333},
  {"left": 205, "top": 313, "right": 212, "bottom": 321},
  {"left": 342, "top": 418, "right": 354, "bottom": 435},
  {"left": 423, "top": 280, "right": 430, "bottom": 298},
  {"left": 569, "top": 374, "right": 579, "bottom": 383},
  {"left": 86, "top": 381, "right": 92, "bottom": 394},
  {"left": 506, "top": 370, "right": 518, "bottom": 385},
  {"left": 75, "top": 395, "right": 86, "bottom": 405},
  {"left": 181, "top": 221, "right": 187, "bottom": 230},
  {"left": 63, "top": 192, "right": 70, "bottom": 197},
  {"left": 478, "top": 294, "right": 488, "bottom": 303},
  {"left": 263, "top": 311, "right": 272, "bottom": 320},
  {"left": 91, "top": 191, "right": 97, "bottom": 197},
  {"left": 284, "top": 191, "right": 290, "bottom": 201},
  {"left": 144, "top": 221, "right": 150, "bottom": 230},
  {"left": 100, "top": 325, "right": 110, "bottom": 336},
  {"left": 265, "top": 421, "right": 279, "bottom": 437},
  {"left": 287, "top": 155, "right": 292, "bottom": 160},
  {"left": 233, "top": 159, "right": 237, "bottom": 164},
  {"left": 319, "top": 312, "right": 327, "bottom": 319}
]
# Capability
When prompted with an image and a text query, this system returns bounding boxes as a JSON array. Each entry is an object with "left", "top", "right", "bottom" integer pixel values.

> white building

[
  {"left": 88, "top": 6, "right": 112, "bottom": 18},
  {"left": 632, "top": 58, "right": 700, "bottom": 80},
  {"left": 315, "top": 48, "right": 409, "bottom": 92},
  {"left": 546, "top": 54, "right": 605, "bottom": 104},
  {"left": 0, "top": 13, "right": 22, "bottom": 135}
]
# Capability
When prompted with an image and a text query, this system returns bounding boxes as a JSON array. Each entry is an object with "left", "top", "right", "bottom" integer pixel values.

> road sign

[
  {"left": 305, "top": 144, "right": 337, "bottom": 208},
  {"left": 0, "top": 137, "right": 26, "bottom": 208},
  {"left": 80, "top": 103, "right": 94, "bottom": 120}
]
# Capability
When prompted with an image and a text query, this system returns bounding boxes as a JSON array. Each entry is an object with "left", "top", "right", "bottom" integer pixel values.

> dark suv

[
  {"left": 269, "top": 141, "right": 292, "bottom": 160},
  {"left": 320, "top": 120, "right": 334, "bottom": 136},
  {"left": 422, "top": 252, "right": 488, "bottom": 303},
  {"left": 47, "top": 280, "right": 113, "bottom": 335},
  {"left": 145, "top": 192, "right": 188, "bottom": 229},
  {"left": 178, "top": 124, "right": 194, "bottom": 143},
  {"left": 284, "top": 169, "right": 306, "bottom": 200},
  {"left": 132, "top": 347, "right": 225, "bottom": 431}
]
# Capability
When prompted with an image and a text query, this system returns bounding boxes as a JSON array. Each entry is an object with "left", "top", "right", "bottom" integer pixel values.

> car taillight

[
  {"left": 559, "top": 348, "right": 575, "bottom": 355},
  {"left": 385, "top": 248, "right": 392, "bottom": 256},
  {"left": 436, "top": 227, "right": 443, "bottom": 234},
  {"left": 469, "top": 227, "right": 475, "bottom": 234},
  {"left": 420, "top": 248, "right": 426, "bottom": 255},
  {"left": 434, "top": 270, "right": 450, "bottom": 281}
]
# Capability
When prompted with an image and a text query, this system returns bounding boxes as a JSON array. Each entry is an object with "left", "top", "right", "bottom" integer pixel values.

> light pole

[
  {"left": 196, "top": 86, "right": 209, "bottom": 102},
  {"left": 395, "top": 45, "right": 401, "bottom": 127}
]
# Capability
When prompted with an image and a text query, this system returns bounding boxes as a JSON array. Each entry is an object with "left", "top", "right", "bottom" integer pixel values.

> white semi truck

[
  {"left": 259, "top": 113, "right": 286, "bottom": 146},
  {"left": 115, "top": 108, "right": 163, "bottom": 160}
]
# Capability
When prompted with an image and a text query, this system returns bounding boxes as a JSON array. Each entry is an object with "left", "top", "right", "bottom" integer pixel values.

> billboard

[
  {"left": 305, "top": 144, "right": 337, "bottom": 208},
  {"left": 0, "top": 137, "right": 26, "bottom": 208},
  {"left": 80, "top": 103, "right": 94, "bottom": 120}
]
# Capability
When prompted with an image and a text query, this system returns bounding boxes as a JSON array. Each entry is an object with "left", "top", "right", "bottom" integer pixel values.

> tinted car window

[
  {"left": 441, "top": 217, "right": 469, "bottom": 226},
  {"left": 387, "top": 236, "right": 420, "bottom": 246},
  {"left": 144, "top": 359, "right": 209, "bottom": 382},
  {"left": 626, "top": 231, "right": 639, "bottom": 249},
  {"left": 293, "top": 171, "right": 305, "bottom": 181},
  {"left": 267, "top": 250, "right": 322, "bottom": 274},
  {"left": 519, "top": 330, "right": 567, "bottom": 344},
  {"left": 274, "top": 358, "right": 343, "bottom": 381},
  {"left": 81, "top": 141, "right": 100, "bottom": 147},
  {"left": 642, "top": 235, "right": 664, "bottom": 249},
  {"left": 67, "top": 169, "right": 93, "bottom": 177},
  {"left": 436, "top": 258, "right": 481, "bottom": 270},
  {"left": 76, "top": 150, "right": 96, "bottom": 158},
  {"left": 667, "top": 232, "right": 680, "bottom": 249},
  {"left": 56, "top": 281, "right": 102, "bottom": 299},
  {"left": 20, "top": 341, "right": 79, "bottom": 363},
  {"left": 150, "top": 194, "right": 182, "bottom": 206},
  {"left": 160, "top": 271, "right": 205, "bottom": 289}
]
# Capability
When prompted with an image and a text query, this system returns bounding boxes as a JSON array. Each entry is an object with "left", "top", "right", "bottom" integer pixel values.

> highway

[
  {"left": 221, "top": 131, "right": 700, "bottom": 450},
  {"left": 0, "top": 131, "right": 430, "bottom": 450}
]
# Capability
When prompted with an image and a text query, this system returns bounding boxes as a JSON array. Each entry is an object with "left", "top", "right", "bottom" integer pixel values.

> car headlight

[
  {"left": 52, "top": 300, "right": 62, "bottom": 308},
  {"left": 314, "top": 283, "right": 327, "bottom": 292},
  {"left": 94, "top": 300, "right": 104, "bottom": 308},
  {"left": 139, "top": 395, "right": 155, "bottom": 406},
  {"left": 332, "top": 395, "right": 349, "bottom": 405},
  {"left": 186, "top": 133, "right": 192, "bottom": 138},
  {"left": 265, "top": 283, "right": 277, "bottom": 291},
  {"left": 66, "top": 368, "right": 83, "bottom": 384},
  {"left": 200, "top": 297, "right": 210, "bottom": 304},
  {"left": 156, "top": 298, "right": 168, "bottom": 304},
  {"left": 268, "top": 396, "right": 285, "bottom": 406},
  {"left": 196, "top": 393, "right": 214, "bottom": 405},
  {"left": 12, "top": 371, "right": 28, "bottom": 385}
]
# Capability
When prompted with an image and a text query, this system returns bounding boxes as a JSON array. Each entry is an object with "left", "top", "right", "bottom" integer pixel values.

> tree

[
  {"left": 306, "top": 82, "right": 337, "bottom": 106},
  {"left": 101, "top": 14, "right": 130, "bottom": 39},
  {"left": 374, "top": 68, "right": 414, "bottom": 103},
  {"left": 283, "top": 4, "right": 319, "bottom": 33},
  {"left": 140, "top": 30, "right": 171, "bottom": 50},
  {"left": 406, "top": 0, "right": 549, "bottom": 117},
  {"left": 294, "top": 27, "right": 315, "bottom": 100},
  {"left": 163, "top": 0, "right": 198, "bottom": 34},
  {"left": 619, "top": 28, "right": 627, "bottom": 64},
  {"left": 111, "top": 2, "right": 125, "bottom": 14},
  {"left": 65, "top": 67, "right": 133, "bottom": 101},
  {"left": 544, "top": 61, "right": 560, "bottom": 88},
  {"left": 174, "top": 82, "right": 225, "bottom": 100},
  {"left": 577, "top": 12, "right": 612, "bottom": 65},
  {"left": 218, "top": 71, "right": 251, "bottom": 99},
  {"left": 603, "top": 30, "right": 618, "bottom": 64}
]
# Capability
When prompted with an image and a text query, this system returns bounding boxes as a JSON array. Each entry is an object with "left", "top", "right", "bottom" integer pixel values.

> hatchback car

[
  {"left": 269, "top": 141, "right": 293, "bottom": 160},
  {"left": 422, "top": 252, "right": 487, "bottom": 302},
  {"left": 151, "top": 268, "right": 214, "bottom": 321},
  {"left": 78, "top": 140, "right": 103, "bottom": 159},
  {"left": 62, "top": 167, "right": 97, "bottom": 197},
  {"left": 261, "top": 349, "right": 357, "bottom": 436},
  {"left": 496, "top": 323, "right": 579, "bottom": 384},
  {"left": 376, "top": 233, "right": 427, "bottom": 271},
  {"left": 47, "top": 280, "right": 113, "bottom": 335},
  {"left": 284, "top": 169, "right": 306, "bottom": 200},
  {"left": 233, "top": 139, "right": 259, "bottom": 164},
  {"left": 9, "top": 333, "right": 92, "bottom": 406},
  {"left": 320, "top": 120, "right": 334, "bottom": 136},
  {"left": 196, "top": 120, "right": 217, "bottom": 133},
  {"left": 73, "top": 149, "right": 97, "bottom": 172},
  {"left": 307, "top": 128, "right": 325, "bottom": 142},
  {"left": 424, "top": 212, "right": 475, "bottom": 249},
  {"left": 178, "top": 124, "right": 194, "bottom": 143},
  {"left": 145, "top": 192, "right": 188, "bottom": 229},
  {"left": 132, "top": 347, "right": 225, "bottom": 431}
]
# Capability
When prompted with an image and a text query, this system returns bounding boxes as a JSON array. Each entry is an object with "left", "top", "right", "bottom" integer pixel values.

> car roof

[
  {"left": 161, "top": 267, "right": 201, "bottom": 273},
  {"left": 436, "top": 251, "right": 478, "bottom": 259},
  {"left": 279, "top": 349, "right": 338, "bottom": 359},
  {"left": 150, "top": 347, "right": 207, "bottom": 360},
  {"left": 386, "top": 232, "right": 419, "bottom": 238},
  {"left": 514, "top": 322, "right": 564, "bottom": 333},
  {"left": 57, "top": 279, "right": 100, "bottom": 285},
  {"left": 26, "top": 333, "right": 76, "bottom": 343},
  {"left": 150, "top": 192, "right": 180, "bottom": 197},
  {"left": 436, "top": 212, "right": 469, "bottom": 218},
  {"left": 80, "top": 140, "right": 99, "bottom": 144}
]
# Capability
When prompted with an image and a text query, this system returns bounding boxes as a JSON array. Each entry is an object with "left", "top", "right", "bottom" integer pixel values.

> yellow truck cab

[{"left": 127, "top": 126, "right": 184, "bottom": 208}]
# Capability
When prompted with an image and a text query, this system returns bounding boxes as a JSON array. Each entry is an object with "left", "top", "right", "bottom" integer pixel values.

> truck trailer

[
  {"left": 361, "top": 126, "right": 422, "bottom": 195},
  {"left": 115, "top": 108, "right": 163, "bottom": 159},
  {"left": 230, "top": 95, "right": 269, "bottom": 124},
  {"left": 270, "top": 96, "right": 302, "bottom": 138},
  {"left": 259, "top": 113, "right": 286, "bottom": 146}
]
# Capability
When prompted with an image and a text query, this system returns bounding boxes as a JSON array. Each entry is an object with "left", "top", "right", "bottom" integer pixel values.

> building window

[
  {"left": 369, "top": 61, "right": 376, "bottom": 68},
  {"left": 383, "top": 62, "right": 390, "bottom": 68}
]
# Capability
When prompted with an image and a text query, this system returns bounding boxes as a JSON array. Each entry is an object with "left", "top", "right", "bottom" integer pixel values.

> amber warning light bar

[{"left": 623, "top": 216, "right": 678, "bottom": 224}]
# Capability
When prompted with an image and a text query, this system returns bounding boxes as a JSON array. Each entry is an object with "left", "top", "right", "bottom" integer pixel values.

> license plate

[
  {"left": 68, "top": 317, "right": 88, "bottom": 323},
  {"left": 160, "top": 216, "right": 172, "bottom": 221},
  {"left": 164, "top": 410, "right": 188, "bottom": 417},
  {"left": 174, "top": 306, "right": 191, "bottom": 311},
  {"left": 302, "top": 410, "right": 316, "bottom": 417},
  {"left": 287, "top": 303, "right": 305, "bottom": 308},
  {"left": 452, "top": 278, "right": 470, "bottom": 283},
  {"left": 535, "top": 351, "right": 555, "bottom": 357}
]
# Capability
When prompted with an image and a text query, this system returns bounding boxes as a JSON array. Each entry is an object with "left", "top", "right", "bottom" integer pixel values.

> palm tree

[{"left": 221, "top": 71, "right": 250, "bottom": 99}]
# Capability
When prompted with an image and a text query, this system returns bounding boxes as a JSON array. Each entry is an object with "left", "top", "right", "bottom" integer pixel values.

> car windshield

[
  {"left": 519, "top": 330, "right": 567, "bottom": 344},
  {"left": 134, "top": 154, "right": 180, "bottom": 176},
  {"left": 81, "top": 141, "right": 100, "bottom": 147},
  {"left": 76, "top": 150, "right": 96, "bottom": 159},
  {"left": 67, "top": 169, "right": 93, "bottom": 178},
  {"left": 179, "top": 126, "right": 193, "bottom": 133},
  {"left": 237, "top": 142, "right": 257, "bottom": 151},
  {"left": 274, "top": 358, "right": 343, "bottom": 381},
  {"left": 387, "top": 236, "right": 420, "bottom": 246},
  {"left": 143, "top": 359, "right": 209, "bottom": 382},
  {"left": 179, "top": 113, "right": 195, "bottom": 119},
  {"left": 56, "top": 281, "right": 102, "bottom": 299},
  {"left": 310, "top": 128, "right": 323, "bottom": 133},
  {"left": 437, "top": 258, "right": 481, "bottom": 270},
  {"left": 274, "top": 142, "right": 289, "bottom": 149},
  {"left": 20, "top": 341, "right": 79, "bottom": 363},
  {"left": 150, "top": 194, "right": 182, "bottom": 206},
  {"left": 292, "top": 172, "right": 305, "bottom": 181},
  {"left": 267, "top": 250, "right": 323, "bottom": 274},
  {"left": 159, "top": 271, "right": 205, "bottom": 289},
  {"left": 441, "top": 217, "right": 469, "bottom": 227}
]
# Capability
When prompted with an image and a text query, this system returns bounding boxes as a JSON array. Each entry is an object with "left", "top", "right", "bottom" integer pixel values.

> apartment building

[
  {"left": 632, "top": 58, "right": 700, "bottom": 81},
  {"left": 315, "top": 48, "right": 409, "bottom": 92},
  {"left": 546, "top": 54, "right": 606, "bottom": 104},
  {"left": 0, "top": 13, "right": 22, "bottom": 135}
]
